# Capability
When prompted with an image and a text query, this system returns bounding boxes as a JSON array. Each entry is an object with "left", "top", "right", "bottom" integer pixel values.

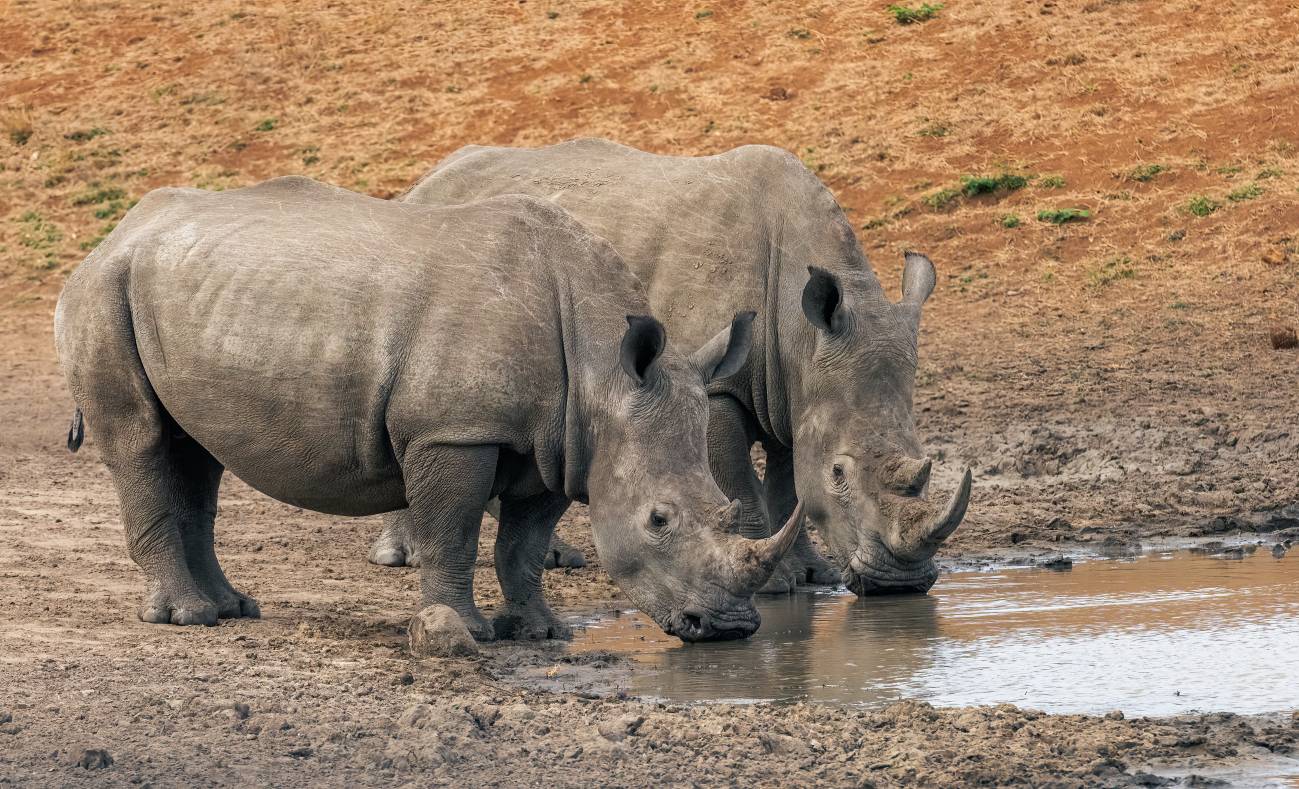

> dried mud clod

[{"left": 1270, "top": 325, "right": 1298, "bottom": 350}]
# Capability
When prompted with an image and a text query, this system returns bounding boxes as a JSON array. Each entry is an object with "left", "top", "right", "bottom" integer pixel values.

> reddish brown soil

[{"left": 2, "top": 0, "right": 1298, "bottom": 785}]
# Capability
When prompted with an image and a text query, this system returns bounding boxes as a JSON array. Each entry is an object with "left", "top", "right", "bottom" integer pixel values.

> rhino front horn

[
  {"left": 733, "top": 501, "right": 803, "bottom": 591},
  {"left": 901, "top": 467, "right": 972, "bottom": 559}
]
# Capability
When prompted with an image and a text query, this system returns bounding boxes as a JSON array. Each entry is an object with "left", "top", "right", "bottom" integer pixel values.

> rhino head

[
  {"left": 791, "top": 252, "right": 971, "bottom": 596},
  {"left": 586, "top": 312, "right": 801, "bottom": 641}
]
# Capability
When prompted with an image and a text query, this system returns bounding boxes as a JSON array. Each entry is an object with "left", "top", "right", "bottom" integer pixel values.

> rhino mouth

[
  {"left": 662, "top": 606, "right": 761, "bottom": 643},
  {"left": 842, "top": 541, "right": 940, "bottom": 597}
]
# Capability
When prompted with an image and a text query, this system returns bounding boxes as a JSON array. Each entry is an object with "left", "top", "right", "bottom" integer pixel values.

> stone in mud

[
  {"left": 1041, "top": 556, "right": 1073, "bottom": 571},
  {"left": 1270, "top": 325, "right": 1298, "bottom": 350},
  {"left": 409, "top": 605, "right": 478, "bottom": 658},
  {"left": 1105, "top": 710, "right": 1125, "bottom": 721},
  {"left": 597, "top": 713, "right": 645, "bottom": 742},
  {"left": 1273, "top": 544, "right": 1287, "bottom": 559},
  {"left": 73, "top": 749, "right": 113, "bottom": 769}
]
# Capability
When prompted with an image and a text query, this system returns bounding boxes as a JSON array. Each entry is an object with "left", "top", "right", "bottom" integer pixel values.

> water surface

[{"left": 569, "top": 548, "right": 1298, "bottom": 716}]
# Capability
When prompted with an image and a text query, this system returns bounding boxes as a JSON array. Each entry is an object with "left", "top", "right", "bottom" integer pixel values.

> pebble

[{"left": 1104, "top": 710, "right": 1125, "bottom": 721}]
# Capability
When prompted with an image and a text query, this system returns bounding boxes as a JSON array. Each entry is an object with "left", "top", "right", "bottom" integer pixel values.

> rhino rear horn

[
  {"left": 690, "top": 311, "right": 755, "bottom": 384},
  {"left": 901, "top": 251, "right": 936, "bottom": 306}
]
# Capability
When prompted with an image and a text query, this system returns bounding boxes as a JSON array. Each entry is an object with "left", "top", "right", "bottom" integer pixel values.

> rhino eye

[
  {"left": 831, "top": 464, "right": 845, "bottom": 483},
  {"left": 649, "top": 511, "right": 669, "bottom": 531}
]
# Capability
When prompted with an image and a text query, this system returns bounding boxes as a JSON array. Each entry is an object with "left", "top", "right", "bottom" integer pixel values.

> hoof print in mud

[{"left": 409, "top": 605, "right": 479, "bottom": 658}]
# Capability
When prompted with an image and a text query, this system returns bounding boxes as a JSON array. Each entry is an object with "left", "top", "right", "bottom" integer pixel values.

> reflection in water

[{"left": 568, "top": 548, "right": 1299, "bottom": 716}]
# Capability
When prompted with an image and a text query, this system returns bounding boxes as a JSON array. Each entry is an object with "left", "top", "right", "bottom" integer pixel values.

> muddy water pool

[{"left": 566, "top": 547, "right": 1298, "bottom": 717}]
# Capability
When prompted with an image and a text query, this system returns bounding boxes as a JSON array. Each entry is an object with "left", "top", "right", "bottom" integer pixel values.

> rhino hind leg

[
  {"left": 96, "top": 412, "right": 223, "bottom": 626},
  {"left": 173, "top": 437, "right": 260, "bottom": 619},
  {"left": 492, "top": 491, "right": 573, "bottom": 640},
  {"left": 401, "top": 442, "right": 500, "bottom": 642}
]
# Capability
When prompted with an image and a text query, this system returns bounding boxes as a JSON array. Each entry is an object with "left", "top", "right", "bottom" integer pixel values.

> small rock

[
  {"left": 1291, "top": 710, "right": 1298, "bottom": 728},
  {"left": 232, "top": 702, "right": 251, "bottom": 720},
  {"left": 0, "top": 711, "right": 10, "bottom": 725},
  {"left": 74, "top": 749, "right": 113, "bottom": 769},
  {"left": 765, "top": 86, "right": 792, "bottom": 101},
  {"left": 1104, "top": 710, "right": 1124, "bottom": 720},
  {"left": 1273, "top": 544, "right": 1287, "bottom": 559},
  {"left": 1261, "top": 250, "right": 1287, "bottom": 266},
  {"left": 1131, "top": 773, "right": 1173, "bottom": 787},
  {"left": 408, "top": 605, "right": 477, "bottom": 658},
  {"left": 1270, "top": 325, "right": 1299, "bottom": 350},
  {"left": 398, "top": 672, "right": 415, "bottom": 686},
  {"left": 1042, "top": 556, "right": 1073, "bottom": 571},
  {"left": 597, "top": 713, "right": 645, "bottom": 742},
  {"left": 288, "top": 746, "right": 313, "bottom": 758}
]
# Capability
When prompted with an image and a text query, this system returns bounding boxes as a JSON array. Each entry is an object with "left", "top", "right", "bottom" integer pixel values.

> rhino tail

[{"left": 67, "top": 408, "right": 84, "bottom": 453}]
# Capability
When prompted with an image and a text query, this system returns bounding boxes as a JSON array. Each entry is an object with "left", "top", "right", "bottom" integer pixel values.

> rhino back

[
  {"left": 61, "top": 177, "right": 595, "bottom": 513},
  {"left": 403, "top": 139, "right": 873, "bottom": 352}
]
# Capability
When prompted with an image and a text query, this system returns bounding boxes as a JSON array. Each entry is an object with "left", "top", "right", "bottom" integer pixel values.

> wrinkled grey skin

[
  {"left": 54, "top": 176, "right": 800, "bottom": 642},
  {"left": 385, "top": 139, "right": 971, "bottom": 596}
]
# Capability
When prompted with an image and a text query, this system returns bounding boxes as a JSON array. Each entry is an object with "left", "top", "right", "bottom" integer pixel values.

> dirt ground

[{"left": 3, "top": 0, "right": 1298, "bottom": 786}]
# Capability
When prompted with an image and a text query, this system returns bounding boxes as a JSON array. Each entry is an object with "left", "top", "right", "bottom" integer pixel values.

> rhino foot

[
  {"left": 755, "top": 562, "right": 798, "bottom": 596},
  {"left": 457, "top": 608, "right": 497, "bottom": 643},
  {"left": 208, "top": 587, "right": 261, "bottom": 620},
  {"left": 138, "top": 587, "right": 219, "bottom": 626},
  {"left": 543, "top": 536, "right": 587, "bottom": 569},
  {"left": 492, "top": 602, "right": 572, "bottom": 641},
  {"left": 787, "top": 550, "right": 840, "bottom": 586},
  {"left": 368, "top": 533, "right": 420, "bottom": 568}
]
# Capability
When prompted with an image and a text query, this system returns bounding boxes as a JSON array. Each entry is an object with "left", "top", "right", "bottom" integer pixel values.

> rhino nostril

[{"left": 682, "top": 612, "right": 704, "bottom": 632}]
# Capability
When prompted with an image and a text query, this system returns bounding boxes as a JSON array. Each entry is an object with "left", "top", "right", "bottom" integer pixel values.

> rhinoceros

[
  {"left": 54, "top": 176, "right": 800, "bottom": 642},
  {"left": 375, "top": 139, "right": 970, "bottom": 596}
]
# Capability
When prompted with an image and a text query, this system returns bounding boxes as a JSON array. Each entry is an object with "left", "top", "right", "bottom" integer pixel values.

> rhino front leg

[
  {"left": 492, "top": 491, "right": 572, "bottom": 640},
  {"left": 706, "top": 395, "right": 796, "bottom": 595},
  {"left": 762, "top": 440, "right": 839, "bottom": 586},
  {"left": 402, "top": 442, "right": 499, "bottom": 641}
]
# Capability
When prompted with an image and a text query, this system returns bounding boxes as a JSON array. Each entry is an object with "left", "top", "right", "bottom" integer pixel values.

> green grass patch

[
  {"left": 71, "top": 186, "right": 126, "bottom": 206},
  {"left": 1227, "top": 183, "right": 1263, "bottom": 202},
  {"left": 254, "top": 117, "right": 277, "bottom": 132},
  {"left": 1124, "top": 164, "right": 1165, "bottom": 182},
  {"left": 887, "top": 3, "right": 942, "bottom": 24},
  {"left": 862, "top": 216, "right": 890, "bottom": 230},
  {"left": 17, "top": 211, "right": 63, "bottom": 269},
  {"left": 1256, "top": 167, "right": 1284, "bottom": 180},
  {"left": 1037, "top": 174, "right": 1066, "bottom": 188},
  {"left": 1036, "top": 207, "right": 1090, "bottom": 224},
  {"left": 1001, "top": 213, "right": 1021, "bottom": 228},
  {"left": 64, "top": 127, "right": 109, "bottom": 142},
  {"left": 1087, "top": 256, "right": 1135, "bottom": 289},
  {"left": 695, "top": 9, "right": 713, "bottom": 18},
  {"left": 924, "top": 188, "right": 960, "bottom": 211},
  {"left": 787, "top": 27, "right": 812, "bottom": 39},
  {"left": 960, "top": 173, "right": 1028, "bottom": 196},
  {"left": 1185, "top": 195, "right": 1221, "bottom": 217},
  {"left": 917, "top": 120, "right": 949, "bottom": 137}
]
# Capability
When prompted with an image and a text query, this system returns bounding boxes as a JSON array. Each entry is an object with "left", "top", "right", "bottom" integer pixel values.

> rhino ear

[
  {"left": 691, "top": 311, "right": 755, "bottom": 384},
  {"left": 901, "top": 251, "right": 936, "bottom": 306},
  {"left": 802, "top": 266, "right": 847, "bottom": 334},
  {"left": 620, "top": 315, "right": 666, "bottom": 386}
]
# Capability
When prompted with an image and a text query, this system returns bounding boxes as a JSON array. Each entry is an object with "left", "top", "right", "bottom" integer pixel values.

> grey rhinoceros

[
  {"left": 374, "top": 139, "right": 970, "bottom": 596},
  {"left": 54, "top": 176, "right": 801, "bottom": 642}
]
